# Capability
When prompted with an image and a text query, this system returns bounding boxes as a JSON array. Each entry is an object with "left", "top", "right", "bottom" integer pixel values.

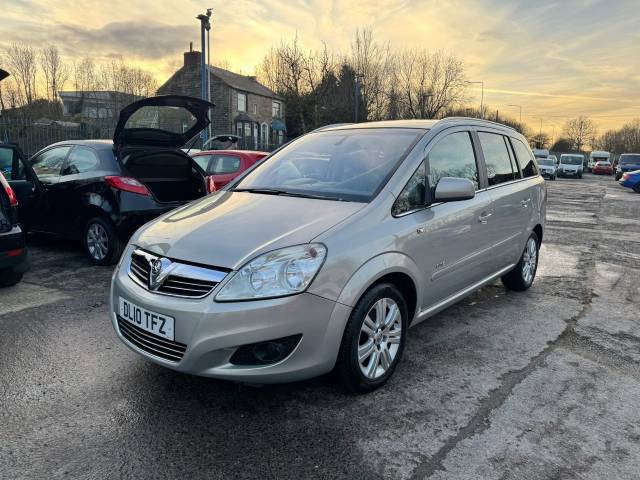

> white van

[{"left": 588, "top": 151, "right": 610, "bottom": 172}]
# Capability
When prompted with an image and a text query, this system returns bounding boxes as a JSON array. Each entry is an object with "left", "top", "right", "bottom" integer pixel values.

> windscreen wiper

[{"left": 232, "top": 187, "right": 347, "bottom": 201}]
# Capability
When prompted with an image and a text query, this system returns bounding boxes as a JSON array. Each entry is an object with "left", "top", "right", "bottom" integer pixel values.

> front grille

[
  {"left": 128, "top": 249, "right": 228, "bottom": 299},
  {"left": 117, "top": 316, "right": 186, "bottom": 362},
  {"left": 130, "top": 251, "right": 151, "bottom": 284},
  {"left": 158, "top": 275, "right": 216, "bottom": 297}
]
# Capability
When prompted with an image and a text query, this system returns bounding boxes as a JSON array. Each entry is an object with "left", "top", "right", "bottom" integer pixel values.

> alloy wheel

[
  {"left": 358, "top": 297, "right": 402, "bottom": 379},
  {"left": 86, "top": 223, "right": 109, "bottom": 261},
  {"left": 521, "top": 237, "right": 538, "bottom": 285}
]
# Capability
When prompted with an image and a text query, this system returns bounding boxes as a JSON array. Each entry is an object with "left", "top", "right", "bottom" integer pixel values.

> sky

[{"left": 2, "top": 0, "right": 640, "bottom": 137}]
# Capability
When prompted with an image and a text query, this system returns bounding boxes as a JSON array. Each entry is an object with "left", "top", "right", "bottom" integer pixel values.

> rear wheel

[
  {"left": 335, "top": 283, "right": 408, "bottom": 393},
  {"left": 84, "top": 217, "right": 123, "bottom": 266},
  {"left": 633, "top": 183, "right": 640, "bottom": 193},
  {"left": 0, "top": 268, "right": 23, "bottom": 287},
  {"left": 501, "top": 232, "right": 539, "bottom": 292}
]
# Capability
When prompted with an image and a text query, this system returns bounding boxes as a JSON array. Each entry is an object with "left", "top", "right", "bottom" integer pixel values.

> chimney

[{"left": 184, "top": 43, "right": 200, "bottom": 68}]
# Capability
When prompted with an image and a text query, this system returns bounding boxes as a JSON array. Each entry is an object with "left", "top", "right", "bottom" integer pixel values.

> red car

[
  {"left": 191, "top": 150, "right": 268, "bottom": 190},
  {"left": 592, "top": 161, "right": 613, "bottom": 175}
]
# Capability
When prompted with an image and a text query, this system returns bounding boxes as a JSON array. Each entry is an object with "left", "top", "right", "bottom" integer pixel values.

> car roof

[
  {"left": 195, "top": 150, "right": 268, "bottom": 156},
  {"left": 317, "top": 117, "right": 518, "bottom": 134},
  {"left": 45, "top": 139, "right": 114, "bottom": 150}
]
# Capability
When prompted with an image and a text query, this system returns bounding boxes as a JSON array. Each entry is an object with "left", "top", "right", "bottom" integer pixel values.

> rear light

[
  {"left": 104, "top": 176, "right": 151, "bottom": 196},
  {"left": 206, "top": 176, "right": 217, "bottom": 194},
  {"left": 0, "top": 173, "right": 18, "bottom": 206},
  {"left": 6, "top": 248, "right": 24, "bottom": 257},
  {"left": 622, "top": 173, "right": 630, "bottom": 180}
]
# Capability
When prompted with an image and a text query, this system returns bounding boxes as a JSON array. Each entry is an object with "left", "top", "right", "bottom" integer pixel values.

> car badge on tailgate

[{"left": 149, "top": 257, "right": 174, "bottom": 290}]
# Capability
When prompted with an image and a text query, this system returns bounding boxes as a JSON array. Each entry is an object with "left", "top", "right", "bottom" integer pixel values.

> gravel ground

[{"left": 1, "top": 173, "right": 639, "bottom": 479}]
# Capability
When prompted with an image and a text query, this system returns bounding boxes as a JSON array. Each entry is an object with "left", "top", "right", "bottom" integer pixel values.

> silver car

[{"left": 111, "top": 118, "right": 546, "bottom": 392}]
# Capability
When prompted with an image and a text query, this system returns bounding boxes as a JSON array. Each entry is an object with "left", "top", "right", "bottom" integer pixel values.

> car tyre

[
  {"left": 633, "top": 183, "right": 640, "bottom": 193},
  {"left": 0, "top": 268, "right": 23, "bottom": 288},
  {"left": 335, "top": 283, "right": 408, "bottom": 393},
  {"left": 84, "top": 217, "right": 123, "bottom": 266},
  {"left": 501, "top": 231, "right": 540, "bottom": 292}
]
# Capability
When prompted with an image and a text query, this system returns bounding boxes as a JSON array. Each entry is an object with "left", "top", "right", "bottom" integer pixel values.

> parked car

[
  {"left": 7, "top": 95, "right": 214, "bottom": 265},
  {"left": 191, "top": 150, "right": 268, "bottom": 190},
  {"left": 588, "top": 150, "right": 610, "bottom": 172},
  {"left": 615, "top": 154, "right": 640, "bottom": 180},
  {"left": 592, "top": 160, "right": 613, "bottom": 175},
  {"left": 558, "top": 154, "right": 584, "bottom": 178},
  {"left": 536, "top": 157, "right": 557, "bottom": 180},
  {"left": 110, "top": 118, "right": 546, "bottom": 392},
  {"left": 0, "top": 161, "right": 28, "bottom": 287},
  {"left": 619, "top": 170, "right": 640, "bottom": 192},
  {"left": 548, "top": 154, "right": 558, "bottom": 166}
]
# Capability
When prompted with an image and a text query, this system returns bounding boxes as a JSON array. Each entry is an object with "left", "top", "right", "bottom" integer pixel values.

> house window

[
  {"left": 272, "top": 101, "right": 281, "bottom": 118},
  {"left": 253, "top": 104, "right": 258, "bottom": 115},
  {"left": 237, "top": 92, "right": 247, "bottom": 112}
]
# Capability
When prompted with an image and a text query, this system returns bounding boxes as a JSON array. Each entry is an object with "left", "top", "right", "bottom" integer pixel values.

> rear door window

[
  {"left": 62, "top": 146, "right": 100, "bottom": 175},
  {"left": 0, "top": 147, "right": 15, "bottom": 180},
  {"left": 511, "top": 139, "right": 539, "bottom": 178},
  {"left": 31, "top": 146, "right": 71, "bottom": 179},
  {"left": 478, "top": 132, "right": 517, "bottom": 186},
  {"left": 427, "top": 131, "right": 479, "bottom": 189}
]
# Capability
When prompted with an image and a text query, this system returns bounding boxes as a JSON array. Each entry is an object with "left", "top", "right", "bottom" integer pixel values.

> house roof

[{"left": 207, "top": 65, "right": 283, "bottom": 100}]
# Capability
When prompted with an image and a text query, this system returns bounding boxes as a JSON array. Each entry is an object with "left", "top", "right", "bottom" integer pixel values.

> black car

[
  {"left": 5, "top": 95, "right": 214, "bottom": 265},
  {"left": 0, "top": 163, "right": 28, "bottom": 287}
]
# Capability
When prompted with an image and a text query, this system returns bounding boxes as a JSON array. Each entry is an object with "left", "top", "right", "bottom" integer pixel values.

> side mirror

[{"left": 434, "top": 177, "right": 475, "bottom": 202}]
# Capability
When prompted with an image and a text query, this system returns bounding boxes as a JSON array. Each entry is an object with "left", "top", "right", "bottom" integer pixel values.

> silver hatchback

[{"left": 111, "top": 118, "right": 546, "bottom": 392}]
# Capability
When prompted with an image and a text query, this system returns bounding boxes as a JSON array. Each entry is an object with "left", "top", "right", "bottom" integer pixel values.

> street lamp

[
  {"left": 508, "top": 104, "right": 522, "bottom": 124},
  {"left": 197, "top": 9, "right": 212, "bottom": 143},
  {"left": 465, "top": 80, "right": 484, "bottom": 117}
]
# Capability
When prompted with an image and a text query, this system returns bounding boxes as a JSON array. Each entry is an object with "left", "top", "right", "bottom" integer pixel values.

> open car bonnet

[{"left": 113, "top": 95, "right": 215, "bottom": 149}]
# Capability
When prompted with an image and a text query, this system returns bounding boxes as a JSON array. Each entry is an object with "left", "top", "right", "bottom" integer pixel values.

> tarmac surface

[{"left": 1, "top": 173, "right": 639, "bottom": 479}]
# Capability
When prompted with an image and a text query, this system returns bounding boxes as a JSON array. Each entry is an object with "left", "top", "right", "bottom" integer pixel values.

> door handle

[{"left": 478, "top": 212, "right": 492, "bottom": 224}]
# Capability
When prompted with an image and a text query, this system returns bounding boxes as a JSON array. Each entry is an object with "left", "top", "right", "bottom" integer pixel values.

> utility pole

[
  {"left": 465, "top": 80, "right": 484, "bottom": 117},
  {"left": 508, "top": 104, "right": 522, "bottom": 124},
  {"left": 354, "top": 74, "right": 362, "bottom": 122},
  {"left": 197, "top": 9, "right": 212, "bottom": 144}
]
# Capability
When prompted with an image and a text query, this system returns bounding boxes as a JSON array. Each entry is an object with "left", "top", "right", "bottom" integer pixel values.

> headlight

[{"left": 215, "top": 244, "right": 327, "bottom": 301}]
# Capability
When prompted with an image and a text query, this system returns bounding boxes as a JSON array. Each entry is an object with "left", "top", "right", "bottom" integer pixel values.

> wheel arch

[{"left": 336, "top": 252, "right": 422, "bottom": 324}]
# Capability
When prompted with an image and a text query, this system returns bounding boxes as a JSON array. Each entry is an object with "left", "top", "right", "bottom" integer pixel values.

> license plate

[{"left": 119, "top": 297, "right": 175, "bottom": 341}]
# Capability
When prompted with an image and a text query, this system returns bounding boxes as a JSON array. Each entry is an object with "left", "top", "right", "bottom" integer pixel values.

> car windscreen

[
  {"left": 561, "top": 156, "right": 583, "bottom": 165},
  {"left": 233, "top": 128, "right": 423, "bottom": 202},
  {"left": 620, "top": 154, "right": 640, "bottom": 164},
  {"left": 537, "top": 159, "right": 554, "bottom": 166}
]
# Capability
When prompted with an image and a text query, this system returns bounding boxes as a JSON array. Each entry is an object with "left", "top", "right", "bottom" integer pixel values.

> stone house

[{"left": 157, "top": 47, "right": 286, "bottom": 150}]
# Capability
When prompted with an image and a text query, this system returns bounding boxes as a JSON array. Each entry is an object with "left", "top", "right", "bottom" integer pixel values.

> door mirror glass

[{"left": 433, "top": 177, "right": 475, "bottom": 202}]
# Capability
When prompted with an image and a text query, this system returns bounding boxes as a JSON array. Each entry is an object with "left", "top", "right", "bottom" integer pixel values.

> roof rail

[
  {"left": 311, "top": 123, "right": 354, "bottom": 132},
  {"left": 437, "top": 117, "right": 517, "bottom": 131}
]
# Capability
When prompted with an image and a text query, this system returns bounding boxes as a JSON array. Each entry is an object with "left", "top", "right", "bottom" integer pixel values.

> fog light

[{"left": 229, "top": 334, "right": 302, "bottom": 366}]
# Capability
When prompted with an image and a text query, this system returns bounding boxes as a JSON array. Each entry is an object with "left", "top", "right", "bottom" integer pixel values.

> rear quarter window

[{"left": 511, "top": 138, "right": 539, "bottom": 178}]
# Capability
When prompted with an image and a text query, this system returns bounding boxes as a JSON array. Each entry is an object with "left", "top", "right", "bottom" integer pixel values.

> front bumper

[{"left": 110, "top": 256, "right": 352, "bottom": 383}]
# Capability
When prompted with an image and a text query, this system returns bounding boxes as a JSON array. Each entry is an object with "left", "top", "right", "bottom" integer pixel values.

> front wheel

[
  {"left": 335, "top": 283, "right": 408, "bottom": 393},
  {"left": 84, "top": 217, "right": 123, "bottom": 266},
  {"left": 501, "top": 232, "right": 539, "bottom": 292},
  {"left": 633, "top": 183, "right": 640, "bottom": 193}
]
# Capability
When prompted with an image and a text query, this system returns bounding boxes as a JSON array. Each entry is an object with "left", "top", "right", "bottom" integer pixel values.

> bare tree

[
  {"left": 394, "top": 49, "right": 466, "bottom": 119},
  {"left": 40, "top": 45, "right": 69, "bottom": 101},
  {"left": 563, "top": 116, "right": 597, "bottom": 152},
  {"left": 350, "top": 28, "right": 392, "bottom": 121},
  {"left": 4, "top": 42, "right": 38, "bottom": 105}
]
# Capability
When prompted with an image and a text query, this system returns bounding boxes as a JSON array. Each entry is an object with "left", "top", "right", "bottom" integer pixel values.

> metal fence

[
  {"left": 0, "top": 117, "right": 117, "bottom": 157},
  {"left": 0, "top": 116, "right": 286, "bottom": 156}
]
